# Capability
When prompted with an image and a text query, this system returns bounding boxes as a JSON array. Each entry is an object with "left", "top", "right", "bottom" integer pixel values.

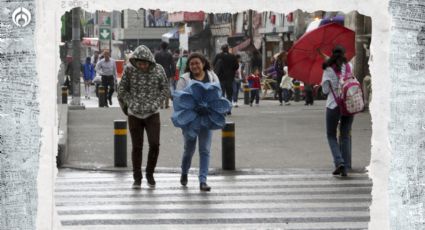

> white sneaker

[{"left": 234, "top": 102, "right": 239, "bottom": 107}]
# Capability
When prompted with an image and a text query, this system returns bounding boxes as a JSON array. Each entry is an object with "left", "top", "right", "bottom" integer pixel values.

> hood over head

[{"left": 129, "top": 45, "right": 156, "bottom": 68}]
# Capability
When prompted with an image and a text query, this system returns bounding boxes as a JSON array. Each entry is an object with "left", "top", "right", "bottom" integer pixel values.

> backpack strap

[
  {"left": 329, "top": 81, "right": 339, "bottom": 101},
  {"left": 345, "top": 63, "right": 352, "bottom": 74},
  {"left": 328, "top": 67, "right": 341, "bottom": 102}
]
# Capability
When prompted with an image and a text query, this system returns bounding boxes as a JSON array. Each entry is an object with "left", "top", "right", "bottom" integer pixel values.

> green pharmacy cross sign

[{"left": 99, "top": 28, "right": 111, "bottom": 40}]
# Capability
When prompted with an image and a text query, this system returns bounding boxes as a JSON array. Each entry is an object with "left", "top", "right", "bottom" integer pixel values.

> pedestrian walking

[
  {"left": 212, "top": 44, "right": 239, "bottom": 105},
  {"left": 251, "top": 49, "right": 262, "bottom": 73},
  {"left": 321, "top": 46, "right": 354, "bottom": 177},
  {"left": 64, "top": 56, "right": 78, "bottom": 96},
  {"left": 274, "top": 51, "right": 288, "bottom": 105},
  {"left": 232, "top": 54, "right": 243, "bottom": 107},
  {"left": 176, "top": 50, "right": 189, "bottom": 78},
  {"left": 90, "top": 50, "right": 100, "bottom": 66},
  {"left": 175, "top": 52, "right": 221, "bottom": 192},
  {"left": 304, "top": 83, "right": 314, "bottom": 105},
  {"left": 247, "top": 68, "right": 261, "bottom": 106},
  {"left": 117, "top": 45, "right": 169, "bottom": 189},
  {"left": 95, "top": 50, "right": 117, "bottom": 107},
  {"left": 262, "top": 55, "right": 278, "bottom": 99},
  {"left": 82, "top": 57, "right": 95, "bottom": 99},
  {"left": 154, "top": 42, "right": 175, "bottom": 109},
  {"left": 279, "top": 66, "right": 293, "bottom": 105},
  {"left": 171, "top": 49, "right": 180, "bottom": 91}
]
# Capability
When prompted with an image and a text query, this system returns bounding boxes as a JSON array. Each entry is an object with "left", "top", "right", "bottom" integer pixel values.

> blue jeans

[
  {"left": 326, "top": 107, "right": 354, "bottom": 168},
  {"left": 181, "top": 128, "right": 212, "bottom": 183},
  {"left": 232, "top": 80, "right": 241, "bottom": 102}
]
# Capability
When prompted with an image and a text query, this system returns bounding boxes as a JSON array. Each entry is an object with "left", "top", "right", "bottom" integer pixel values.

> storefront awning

[
  {"left": 81, "top": 37, "right": 99, "bottom": 47},
  {"left": 162, "top": 27, "right": 179, "bottom": 43}
]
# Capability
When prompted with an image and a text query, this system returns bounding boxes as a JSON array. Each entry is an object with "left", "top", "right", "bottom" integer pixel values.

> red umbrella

[{"left": 287, "top": 23, "right": 355, "bottom": 85}]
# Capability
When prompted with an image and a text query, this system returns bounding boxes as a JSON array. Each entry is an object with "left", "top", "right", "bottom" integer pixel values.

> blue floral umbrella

[{"left": 171, "top": 81, "right": 232, "bottom": 139}]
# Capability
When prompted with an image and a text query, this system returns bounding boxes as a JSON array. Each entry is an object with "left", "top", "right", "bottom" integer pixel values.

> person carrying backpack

[{"left": 321, "top": 46, "right": 363, "bottom": 177}]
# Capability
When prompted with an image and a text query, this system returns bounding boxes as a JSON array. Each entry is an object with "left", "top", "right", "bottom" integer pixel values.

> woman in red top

[{"left": 247, "top": 68, "right": 262, "bottom": 106}]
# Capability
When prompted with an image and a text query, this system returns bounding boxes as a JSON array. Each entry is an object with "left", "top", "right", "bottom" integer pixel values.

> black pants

[
  {"left": 221, "top": 82, "right": 233, "bottom": 102},
  {"left": 101, "top": 75, "right": 114, "bottom": 104},
  {"left": 250, "top": 89, "right": 260, "bottom": 104},
  {"left": 128, "top": 114, "right": 161, "bottom": 181},
  {"left": 276, "top": 76, "right": 283, "bottom": 103},
  {"left": 95, "top": 83, "right": 99, "bottom": 97},
  {"left": 305, "top": 90, "right": 314, "bottom": 105}
]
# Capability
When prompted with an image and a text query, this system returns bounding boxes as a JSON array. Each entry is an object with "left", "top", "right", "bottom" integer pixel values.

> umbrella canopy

[
  {"left": 287, "top": 23, "right": 355, "bottom": 85},
  {"left": 171, "top": 81, "right": 231, "bottom": 140}
]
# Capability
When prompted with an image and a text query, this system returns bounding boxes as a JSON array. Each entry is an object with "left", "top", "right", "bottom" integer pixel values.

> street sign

[{"left": 99, "top": 27, "right": 111, "bottom": 40}]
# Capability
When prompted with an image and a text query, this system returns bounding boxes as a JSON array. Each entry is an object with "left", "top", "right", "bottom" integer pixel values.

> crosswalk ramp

[{"left": 55, "top": 169, "right": 372, "bottom": 229}]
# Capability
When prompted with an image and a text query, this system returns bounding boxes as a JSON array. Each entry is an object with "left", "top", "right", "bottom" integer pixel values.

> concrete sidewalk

[{"left": 60, "top": 97, "right": 372, "bottom": 173}]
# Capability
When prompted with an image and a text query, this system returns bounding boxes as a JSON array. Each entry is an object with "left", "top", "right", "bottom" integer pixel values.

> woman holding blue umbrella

[{"left": 174, "top": 52, "right": 230, "bottom": 192}]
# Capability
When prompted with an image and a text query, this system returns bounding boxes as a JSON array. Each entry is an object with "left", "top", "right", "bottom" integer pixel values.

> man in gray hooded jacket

[{"left": 117, "top": 45, "right": 169, "bottom": 189}]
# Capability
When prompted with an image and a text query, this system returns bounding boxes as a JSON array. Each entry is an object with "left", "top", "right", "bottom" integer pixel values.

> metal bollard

[
  {"left": 222, "top": 121, "right": 235, "bottom": 170},
  {"left": 61, "top": 86, "right": 68, "bottom": 104},
  {"left": 98, "top": 85, "right": 106, "bottom": 107},
  {"left": 243, "top": 84, "right": 250, "bottom": 105},
  {"left": 114, "top": 120, "right": 127, "bottom": 167}
]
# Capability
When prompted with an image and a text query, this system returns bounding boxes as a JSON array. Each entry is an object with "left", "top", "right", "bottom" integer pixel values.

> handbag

[{"left": 93, "top": 74, "right": 102, "bottom": 84}]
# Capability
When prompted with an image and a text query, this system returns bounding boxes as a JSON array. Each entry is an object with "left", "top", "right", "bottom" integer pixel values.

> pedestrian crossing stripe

[{"left": 55, "top": 170, "right": 372, "bottom": 229}]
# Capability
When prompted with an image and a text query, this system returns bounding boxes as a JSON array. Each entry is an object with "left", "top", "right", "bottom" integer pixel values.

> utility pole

[
  {"left": 109, "top": 12, "right": 112, "bottom": 54},
  {"left": 248, "top": 10, "right": 253, "bottom": 41},
  {"left": 345, "top": 11, "right": 367, "bottom": 84},
  {"left": 71, "top": 7, "right": 82, "bottom": 106}
]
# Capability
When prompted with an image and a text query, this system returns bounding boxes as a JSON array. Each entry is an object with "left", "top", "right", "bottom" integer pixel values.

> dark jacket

[
  {"left": 154, "top": 49, "right": 175, "bottom": 79},
  {"left": 213, "top": 52, "right": 239, "bottom": 84},
  {"left": 274, "top": 60, "right": 285, "bottom": 82}
]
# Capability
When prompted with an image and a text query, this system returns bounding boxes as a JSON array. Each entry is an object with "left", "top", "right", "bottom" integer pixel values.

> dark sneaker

[
  {"left": 180, "top": 174, "right": 188, "bottom": 186},
  {"left": 340, "top": 167, "right": 348, "bottom": 177},
  {"left": 146, "top": 174, "right": 156, "bottom": 187},
  {"left": 132, "top": 180, "right": 141, "bottom": 189},
  {"left": 200, "top": 182, "right": 211, "bottom": 192},
  {"left": 332, "top": 164, "right": 344, "bottom": 176}
]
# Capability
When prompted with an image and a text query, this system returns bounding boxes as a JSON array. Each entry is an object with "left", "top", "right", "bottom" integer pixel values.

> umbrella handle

[{"left": 316, "top": 48, "right": 329, "bottom": 61}]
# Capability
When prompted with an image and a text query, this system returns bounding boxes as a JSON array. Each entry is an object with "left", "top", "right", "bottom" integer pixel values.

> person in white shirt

[
  {"left": 321, "top": 46, "right": 354, "bottom": 177},
  {"left": 279, "top": 66, "right": 293, "bottom": 105},
  {"left": 95, "top": 50, "right": 117, "bottom": 106}
]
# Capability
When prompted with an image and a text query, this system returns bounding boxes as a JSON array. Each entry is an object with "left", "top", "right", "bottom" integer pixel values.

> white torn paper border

[
  {"left": 0, "top": 0, "right": 40, "bottom": 229},
  {"left": 30, "top": 0, "right": 422, "bottom": 229}
]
